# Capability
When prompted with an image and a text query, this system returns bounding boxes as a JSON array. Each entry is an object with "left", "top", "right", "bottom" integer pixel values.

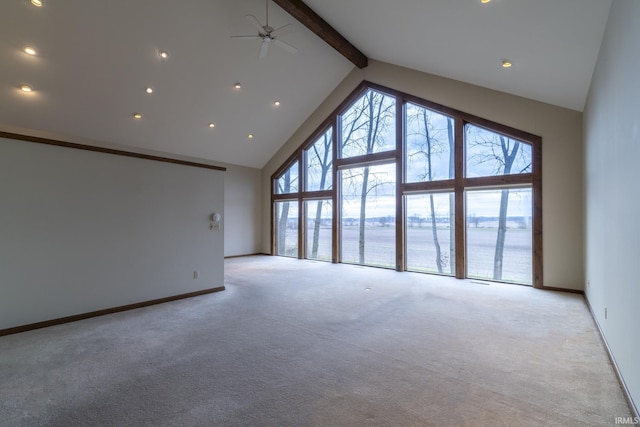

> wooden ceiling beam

[{"left": 272, "top": 0, "right": 368, "bottom": 69}]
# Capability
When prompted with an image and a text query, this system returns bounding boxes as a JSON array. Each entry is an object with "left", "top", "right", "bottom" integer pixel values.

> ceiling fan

[{"left": 232, "top": 0, "right": 298, "bottom": 59}]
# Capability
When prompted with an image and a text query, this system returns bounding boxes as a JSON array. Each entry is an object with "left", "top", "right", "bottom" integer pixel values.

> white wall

[
  {"left": 584, "top": 0, "right": 639, "bottom": 412},
  {"left": 0, "top": 136, "right": 224, "bottom": 330},
  {"left": 223, "top": 163, "right": 262, "bottom": 257},
  {"left": 262, "top": 60, "right": 584, "bottom": 290}
]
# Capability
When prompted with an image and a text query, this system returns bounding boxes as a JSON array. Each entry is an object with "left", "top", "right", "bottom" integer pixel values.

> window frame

[{"left": 271, "top": 81, "right": 542, "bottom": 287}]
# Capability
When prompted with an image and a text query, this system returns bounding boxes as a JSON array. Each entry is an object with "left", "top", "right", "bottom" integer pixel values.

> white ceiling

[
  {"left": 0, "top": 0, "right": 612, "bottom": 169},
  {"left": 307, "top": 0, "right": 612, "bottom": 111}
]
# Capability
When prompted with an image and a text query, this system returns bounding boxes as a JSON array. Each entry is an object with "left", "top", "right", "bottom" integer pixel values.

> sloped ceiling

[
  {"left": 305, "top": 0, "right": 612, "bottom": 111},
  {"left": 0, "top": 0, "right": 611, "bottom": 169}
]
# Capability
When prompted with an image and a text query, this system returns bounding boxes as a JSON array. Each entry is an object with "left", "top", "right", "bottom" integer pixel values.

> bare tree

[
  {"left": 406, "top": 105, "right": 453, "bottom": 273},
  {"left": 447, "top": 119, "right": 455, "bottom": 275},
  {"left": 341, "top": 90, "right": 395, "bottom": 264},
  {"left": 467, "top": 127, "right": 531, "bottom": 280},
  {"left": 276, "top": 165, "right": 298, "bottom": 256},
  {"left": 307, "top": 131, "right": 332, "bottom": 258},
  {"left": 493, "top": 136, "right": 522, "bottom": 280}
]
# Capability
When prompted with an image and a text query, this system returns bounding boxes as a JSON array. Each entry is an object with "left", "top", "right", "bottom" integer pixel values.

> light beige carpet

[{"left": 0, "top": 256, "right": 632, "bottom": 426}]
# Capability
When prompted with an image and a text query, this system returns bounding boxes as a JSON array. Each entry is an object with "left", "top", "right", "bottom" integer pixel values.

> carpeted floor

[{"left": 0, "top": 256, "right": 632, "bottom": 426}]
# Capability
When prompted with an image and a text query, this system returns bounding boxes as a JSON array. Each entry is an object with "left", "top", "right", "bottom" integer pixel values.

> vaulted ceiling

[{"left": 0, "top": 0, "right": 612, "bottom": 169}]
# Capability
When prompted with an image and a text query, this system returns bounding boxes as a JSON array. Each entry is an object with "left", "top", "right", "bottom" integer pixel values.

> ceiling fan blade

[
  {"left": 258, "top": 40, "right": 270, "bottom": 58},
  {"left": 232, "top": 35, "right": 263, "bottom": 39},
  {"left": 246, "top": 15, "right": 265, "bottom": 34},
  {"left": 271, "top": 23, "right": 294, "bottom": 38},
  {"left": 273, "top": 39, "right": 298, "bottom": 55}
]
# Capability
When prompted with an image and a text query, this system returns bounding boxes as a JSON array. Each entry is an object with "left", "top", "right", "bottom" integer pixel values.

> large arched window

[{"left": 272, "top": 82, "right": 542, "bottom": 287}]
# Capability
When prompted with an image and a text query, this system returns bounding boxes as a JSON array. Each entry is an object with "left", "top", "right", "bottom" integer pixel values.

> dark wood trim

[
  {"left": 271, "top": 177, "right": 276, "bottom": 255},
  {"left": 335, "top": 151, "right": 396, "bottom": 169},
  {"left": 585, "top": 297, "right": 639, "bottom": 419},
  {"left": 332, "top": 113, "right": 340, "bottom": 264},
  {"left": 402, "top": 180, "right": 456, "bottom": 193},
  {"left": 0, "top": 286, "right": 225, "bottom": 337},
  {"left": 402, "top": 174, "right": 533, "bottom": 193},
  {"left": 365, "top": 80, "right": 542, "bottom": 145},
  {"left": 302, "top": 117, "right": 335, "bottom": 153},
  {"left": 271, "top": 158, "right": 296, "bottom": 184},
  {"left": 538, "top": 285, "right": 583, "bottom": 294},
  {"left": 336, "top": 83, "right": 371, "bottom": 129},
  {"left": 532, "top": 136, "right": 544, "bottom": 288},
  {"left": 454, "top": 117, "right": 466, "bottom": 279},
  {"left": 382, "top": 85, "right": 460, "bottom": 120},
  {"left": 271, "top": 120, "right": 334, "bottom": 185},
  {"left": 272, "top": 0, "right": 368, "bottom": 69},
  {"left": 224, "top": 253, "right": 267, "bottom": 259},
  {"left": 301, "top": 190, "right": 333, "bottom": 200},
  {"left": 298, "top": 198, "right": 304, "bottom": 259},
  {"left": 460, "top": 114, "right": 541, "bottom": 144},
  {"left": 273, "top": 194, "right": 300, "bottom": 202},
  {"left": 395, "top": 94, "right": 404, "bottom": 271},
  {"left": 0, "top": 131, "right": 226, "bottom": 172},
  {"left": 268, "top": 83, "right": 368, "bottom": 185},
  {"left": 369, "top": 80, "right": 543, "bottom": 288},
  {"left": 270, "top": 80, "right": 544, "bottom": 287},
  {"left": 463, "top": 174, "right": 533, "bottom": 189}
]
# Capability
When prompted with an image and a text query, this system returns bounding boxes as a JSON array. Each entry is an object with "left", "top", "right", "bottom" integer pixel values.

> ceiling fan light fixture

[
  {"left": 234, "top": 83, "right": 242, "bottom": 89},
  {"left": 159, "top": 50, "right": 169, "bottom": 59},
  {"left": 501, "top": 59, "right": 513, "bottom": 68},
  {"left": 274, "top": 100, "right": 281, "bottom": 107},
  {"left": 24, "top": 47, "right": 37, "bottom": 55},
  {"left": 209, "top": 123, "right": 216, "bottom": 128},
  {"left": 247, "top": 133, "right": 254, "bottom": 139},
  {"left": 232, "top": 1, "right": 297, "bottom": 59},
  {"left": 481, "top": 0, "right": 491, "bottom": 3},
  {"left": 31, "top": 0, "right": 43, "bottom": 7},
  {"left": 20, "top": 84, "right": 33, "bottom": 92},
  {"left": 133, "top": 113, "right": 142, "bottom": 119},
  {"left": 145, "top": 87, "right": 153, "bottom": 94}
]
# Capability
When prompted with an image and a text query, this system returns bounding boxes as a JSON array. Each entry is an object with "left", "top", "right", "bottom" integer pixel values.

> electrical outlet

[{"left": 194, "top": 271, "right": 199, "bottom": 279}]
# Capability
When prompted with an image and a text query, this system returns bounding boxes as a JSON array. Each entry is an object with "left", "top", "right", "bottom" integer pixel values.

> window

[
  {"left": 275, "top": 201, "right": 298, "bottom": 257},
  {"left": 405, "top": 103, "right": 453, "bottom": 183},
  {"left": 340, "top": 163, "right": 396, "bottom": 268},
  {"left": 275, "top": 161, "right": 299, "bottom": 194},
  {"left": 465, "top": 124, "right": 532, "bottom": 178},
  {"left": 340, "top": 89, "right": 396, "bottom": 158},
  {"left": 305, "top": 200, "right": 332, "bottom": 261},
  {"left": 305, "top": 129, "right": 333, "bottom": 192},
  {"left": 405, "top": 193, "right": 455, "bottom": 275},
  {"left": 466, "top": 188, "right": 532, "bottom": 284},
  {"left": 272, "top": 82, "right": 542, "bottom": 287}
]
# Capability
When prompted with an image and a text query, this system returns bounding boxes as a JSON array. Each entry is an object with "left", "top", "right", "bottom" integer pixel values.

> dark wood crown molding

[{"left": 0, "top": 131, "right": 226, "bottom": 172}]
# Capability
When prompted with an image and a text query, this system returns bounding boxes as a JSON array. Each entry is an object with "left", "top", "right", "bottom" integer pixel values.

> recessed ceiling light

[
  {"left": 31, "top": 0, "right": 43, "bottom": 7},
  {"left": 24, "top": 47, "right": 37, "bottom": 55},
  {"left": 208, "top": 123, "right": 215, "bottom": 128},
  {"left": 234, "top": 83, "right": 242, "bottom": 89},
  {"left": 133, "top": 113, "right": 142, "bottom": 119},
  {"left": 247, "top": 133, "right": 254, "bottom": 139},
  {"left": 274, "top": 100, "right": 281, "bottom": 107},
  {"left": 19, "top": 84, "right": 33, "bottom": 92},
  {"left": 159, "top": 50, "right": 169, "bottom": 59},
  {"left": 502, "top": 59, "right": 513, "bottom": 68},
  {"left": 145, "top": 87, "right": 153, "bottom": 94}
]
